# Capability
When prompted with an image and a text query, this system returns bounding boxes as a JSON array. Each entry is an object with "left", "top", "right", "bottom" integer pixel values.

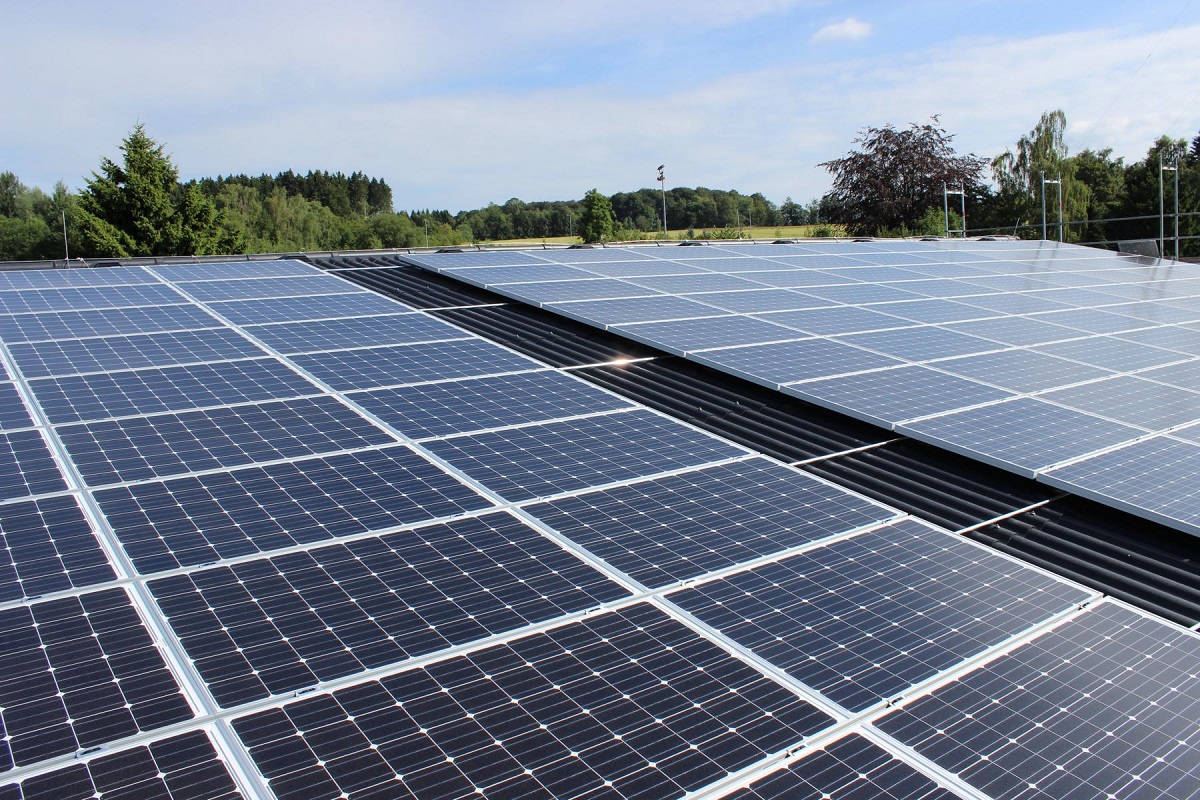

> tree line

[{"left": 2, "top": 115, "right": 1197, "bottom": 260}]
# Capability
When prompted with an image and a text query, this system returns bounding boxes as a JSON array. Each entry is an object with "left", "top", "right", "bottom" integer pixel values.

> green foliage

[
  {"left": 990, "top": 109, "right": 1089, "bottom": 241},
  {"left": 579, "top": 189, "right": 615, "bottom": 243}
]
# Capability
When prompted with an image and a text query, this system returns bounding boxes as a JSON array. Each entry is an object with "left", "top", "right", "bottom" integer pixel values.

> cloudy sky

[{"left": 4, "top": 0, "right": 1198, "bottom": 212}]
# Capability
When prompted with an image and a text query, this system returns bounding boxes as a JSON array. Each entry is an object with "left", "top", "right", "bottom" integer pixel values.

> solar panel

[
  {"left": 149, "top": 512, "right": 629, "bottom": 707},
  {"left": 208, "top": 292, "right": 409, "bottom": 325},
  {"left": 0, "top": 429, "right": 68, "bottom": 501},
  {"left": 526, "top": 457, "right": 897, "bottom": 588},
  {"left": 0, "top": 304, "right": 222, "bottom": 344},
  {"left": 150, "top": 260, "right": 319, "bottom": 280},
  {"left": 875, "top": 602, "right": 1200, "bottom": 800},
  {"left": 614, "top": 315, "right": 803, "bottom": 353},
  {"left": 292, "top": 339, "right": 544, "bottom": 391},
  {"left": 0, "top": 383, "right": 34, "bottom": 430},
  {"left": 231, "top": 603, "right": 835, "bottom": 800},
  {"left": 1040, "top": 375, "right": 1200, "bottom": 429},
  {"left": 669, "top": 519, "right": 1090, "bottom": 712},
  {"left": 0, "top": 284, "right": 183, "bottom": 314},
  {"left": 694, "top": 339, "right": 903, "bottom": 385},
  {"left": 7, "top": 328, "right": 268, "bottom": 378},
  {"left": 0, "top": 495, "right": 114, "bottom": 602},
  {"left": 242, "top": 312, "right": 467, "bottom": 354},
  {"left": 423, "top": 409, "right": 745, "bottom": 502},
  {"left": 0, "top": 265, "right": 158, "bottom": 290},
  {"left": 174, "top": 274, "right": 361, "bottom": 302}
]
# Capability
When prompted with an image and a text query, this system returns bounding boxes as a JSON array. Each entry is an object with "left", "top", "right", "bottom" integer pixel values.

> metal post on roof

[
  {"left": 944, "top": 184, "right": 966, "bottom": 238},
  {"left": 657, "top": 165, "right": 667, "bottom": 238},
  {"left": 61, "top": 210, "right": 69, "bottom": 261},
  {"left": 1042, "top": 174, "right": 1062, "bottom": 242},
  {"left": 1175, "top": 160, "right": 1180, "bottom": 259},
  {"left": 424, "top": 217, "right": 430, "bottom": 249},
  {"left": 943, "top": 183, "right": 950, "bottom": 237},
  {"left": 1041, "top": 171, "right": 1048, "bottom": 241}
]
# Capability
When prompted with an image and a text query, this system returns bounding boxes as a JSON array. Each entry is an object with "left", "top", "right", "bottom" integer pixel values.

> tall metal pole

[
  {"left": 943, "top": 183, "right": 950, "bottom": 237},
  {"left": 1056, "top": 175, "right": 1063, "bottom": 243},
  {"left": 959, "top": 187, "right": 966, "bottom": 239},
  {"left": 1040, "top": 171, "right": 1047, "bottom": 240},
  {"left": 1159, "top": 154, "right": 1165, "bottom": 259},
  {"left": 60, "top": 210, "right": 69, "bottom": 261},
  {"left": 657, "top": 166, "right": 667, "bottom": 237},
  {"left": 1175, "top": 161, "right": 1180, "bottom": 260}
]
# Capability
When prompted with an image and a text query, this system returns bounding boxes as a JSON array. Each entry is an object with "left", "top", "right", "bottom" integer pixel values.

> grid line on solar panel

[
  {"left": 56, "top": 395, "right": 399, "bottom": 487},
  {"left": 149, "top": 512, "right": 631, "bottom": 707},
  {"left": 27, "top": 358, "right": 323, "bottom": 425},
  {"left": 875, "top": 602, "right": 1200, "bottom": 800},
  {"left": 0, "top": 429, "right": 68, "bottom": 502},
  {"left": 898, "top": 397, "right": 1147, "bottom": 475},
  {"left": 668, "top": 519, "right": 1090, "bottom": 713},
  {"left": 174, "top": 274, "right": 363, "bottom": 302},
  {"left": 350, "top": 369, "right": 636, "bottom": 440},
  {"left": 423, "top": 408, "right": 746, "bottom": 503},
  {"left": 0, "top": 285, "right": 185, "bottom": 315},
  {"left": 0, "top": 495, "right": 116, "bottom": 604},
  {"left": 231, "top": 602, "right": 835, "bottom": 800},
  {"left": 291, "top": 339, "right": 545, "bottom": 391},
  {"left": 524, "top": 457, "right": 898, "bottom": 589},
  {"left": 0, "top": 304, "right": 223, "bottom": 345},
  {"left": 241, "top": 313, "right": 468, "bottom": 354},
  {"left": 207, "top": 292, "right": 411, "bottom": 325},
  {"left": 7, "top": 328, "right": 269, "bottom": 379},
  {"left": 3, "top": 730, "right": 241, "bottom": 800},
  {"left": 0, "top": 588, "right": 195, "bottom": 772},
  {"left": 93, "top": 444, "right": 494, "bottom": 574},
  {"left": 723, "top": 732, "right": 963, "bottom": 800}
]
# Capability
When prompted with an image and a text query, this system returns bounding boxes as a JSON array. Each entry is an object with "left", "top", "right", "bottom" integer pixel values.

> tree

[
  {"left": 819, "top": 117, "right": 986, "bottom": 235},
  {"left": 75, "top": 124, "right": 226, "bottom": 257},
  {"left": 579, "top": 188, "right": 615, "bottom": 243}
]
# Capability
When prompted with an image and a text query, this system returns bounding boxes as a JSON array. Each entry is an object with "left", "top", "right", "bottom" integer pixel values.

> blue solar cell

[
  {"left": 150, "top": 513, "right": 629, "bottom": 706},
  {"left": 0, "top": 496, "right": 115, "bottom": 603},
  {"left": 57, "top": 395, "right": 397, "bottom": 486},
  {"left": 232, "top": 603, "right": 834, "bottom": 800},
  {"left": 670, "top": 520, "right": 1088, "bottom": 711},
  {"left": 0, "top": 430, "right": 67, "bottom": 501},
  {"left": 424, "top": 409, "right": 744, "bottom": 502},
  {"left": 876, "top": 603, "right": 1200, "bottom": 800},
  {"left": 0, "top": 384, "right": 34, "bottom": 430},
  {"left": 8, "top": 328, "right": 268, "bottom": 379},
  {"left": 209, "top": 292, "right": 408, "bottom": 325},
  {"left": 526, "top": 457, "right": 896, "bottom": 587},
  {"left": 94, "top": 445, "right": 492, "bottom": 573},
  {"left": 294, "top": 340, "right": 543, "bottom": 391},
  {"left": 242, "top": 313, "right": 467, "bottom": 354},
  {"left": 353, "top": 370, "right": 634, "bottom": 439},
  {"left": 0, "top": 304, "right": 221, "bottom": 344},
  {"left": 29, "top": 358, "right": 321, "bottom": 424}
]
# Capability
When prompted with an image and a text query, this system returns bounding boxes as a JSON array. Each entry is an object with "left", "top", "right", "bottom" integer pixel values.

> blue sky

[{"left": 4, "top": 0, "right": 1198, "bottom": 213}]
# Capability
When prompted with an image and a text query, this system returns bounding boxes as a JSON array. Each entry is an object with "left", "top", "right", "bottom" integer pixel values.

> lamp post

[
  {"left": 1041, "top": 172, "right": 1062, "bottom": 242},
  {"left": 1161, "top": 157, "right": 1179, "bottom": 260},
  {"left": 657, "top": 165, "right": 667, "bottom": 238}
]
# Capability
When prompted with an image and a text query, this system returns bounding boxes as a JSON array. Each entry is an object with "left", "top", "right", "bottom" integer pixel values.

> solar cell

[
  {"left": 525, "top": 457, "right": 897, "bottom": 588},
  {"left": 694, "top": 340, "right": 903, "bottom": 385},
  {"left": 29, "top": 358, "right": 321, "bottom": 424},
  {"left": 7, "top": 328, "right": 268, "bottom": 379},
  {"left": 208, "top": 292, "right": 408, "bottom": 325},
  {"left": 899, "top": 398, "right": 1143, "bottom": 475},
  {"left": 351, "top": 370, "right": 634, "bottom": 440},
  {"left": 0, "top": 496, "right": 115, "bottom": 603},
  {"left": 292, "top": 339, "right": 543, "bottom": 391},
  {"left": 0, "top": 384, "right": 34, "bottom": 430},
  {"left": 0, "top": 589, "right": 193, "bottom": 771},
  {"left": 0, "top": 284, "right": 183, "bottom": 314},
  {"left": 242, "top": 312, "right": 467, "bottom": 354},
  {"left": 423, "top": 409, "right": 744, "bottom": 502},
  {"left": 149, "top": 512, "right": 629, "bottom": 706},
  {"left": 876, "top": 603, "right": 1200, "bottom": 800},
  {"left": 57, "top": 395, "right": 397, "bottom": 486},
  {"left": 93, "top": 444, "right": 493, "bottom": 573},
  {"left": 0, "top": 429, "right": 67, "bottom": 501},
  {"left": 669, "top": 520, "right": 1088, "bottom": 712},
  {"left": 232, "top": 603, "right": 834, "bottom": 800},
  {"left": 4, "top": 730, "right": 240, "bottom": 800},
  {"left": 0, "top": 304, "right": 221, "bottom": 344},
  {"left": 726, "top": 733, "right": 962, "bottom": 800},
  {"left": 175, "top": 274, "right": 360, "bottom": 302}
]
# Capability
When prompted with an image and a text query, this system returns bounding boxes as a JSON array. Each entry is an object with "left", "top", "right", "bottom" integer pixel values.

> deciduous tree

[{"left": 579, "top": 188, "right": 615, "bottom": 243}]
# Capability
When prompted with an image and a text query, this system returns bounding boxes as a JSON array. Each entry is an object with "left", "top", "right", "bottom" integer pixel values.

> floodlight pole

[
  {"left": 657, "top": 166, "right": 667, "bottom": 237},
  {"left": 1041, "top": 173, "right": 1061, "bottom": 242},
  {"left": 1161, "top": 156, "right": 1179, "bottom": 260},
  {"left": 424, "top": 217, "right": 430, "bottom": 249},
  {"left": 61, "top": 210, "right": 69, "bottom": 261},
  {"left": 1040, "top": 171, "right": 1047, "bottom": 240}
]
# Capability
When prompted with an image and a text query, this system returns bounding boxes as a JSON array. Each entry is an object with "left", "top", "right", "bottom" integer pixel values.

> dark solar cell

[
  {"left": 0, "top": 384, "right": 34, "bottom": 430},
  {"left": 209, "top": 292, "right": 409, "bottom": 325},
  {"left": 726, "top": 734, "right": 962, "bottom": 800},
  {"left": 0, "top": 496, "right": 115, "bottom": 603},
  {"left": 57, "top": 395, "right": 397, "bottom": 486},
  {"left": 876, "top": 603, "right": 1200, "bottom": 800},
  {"left": 5, "top": 730, "right": 240, "bottom": 800},
  {"left": 243, "top": 313, "right": 467, "bottom": 354},
  {"left": 353, "top": 370, "right": 634, "bottom": 440},
  {"left": 526, "top": 457, "right": 896, "bottom": 588},
  {"left": 424, "top": 409, "right": 744, "bottom": 502},
  {"left": 0, "top": 430, "right": 67, "bottom": 502},
  {"left": 0, "top": 589, "right": 193, "bottom": 771},
  {"left": 8, "top": 328, "right": 268, "bottom": 379},
  {"left": 29, "top": 358, "right": 321, "bottom": 424},
  {"left": 94, "top": 445, "right": 493, "bottom": 573},
  {"left": 233, "top": 603, "right": 834, "bottom": 800},
  {"left": 150, "top": 513, "right": 629, "bottom": 706},
  {"left": 0, "top": 284, "right": 183, "bottom": 314},
  {"left": 670, "top": 520, "right": 1089, "bottom": 712},
  {"left": 293, "top": 339, "right": 543, "bottom": 391},
  {"left": 0, "top": 304, "right": 221, "bottom": 344}
]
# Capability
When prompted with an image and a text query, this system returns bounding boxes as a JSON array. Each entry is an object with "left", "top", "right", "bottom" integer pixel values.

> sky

[{"left": 3, "top": 0, "right": 1199, "bottom": 213}]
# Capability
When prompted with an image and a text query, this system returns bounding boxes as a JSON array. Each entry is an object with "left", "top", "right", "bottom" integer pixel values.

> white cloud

[{"left": 811, "top": 17, "right": 872, "bottom": 43}]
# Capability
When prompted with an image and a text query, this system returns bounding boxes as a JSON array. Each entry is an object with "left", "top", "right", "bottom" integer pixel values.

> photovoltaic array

[
  {"left": 0, "top": 253, "right": 1195, "bottom": 799},
  {"left": 404, "top": 241, "right": 1200, "bottom": 539}
]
